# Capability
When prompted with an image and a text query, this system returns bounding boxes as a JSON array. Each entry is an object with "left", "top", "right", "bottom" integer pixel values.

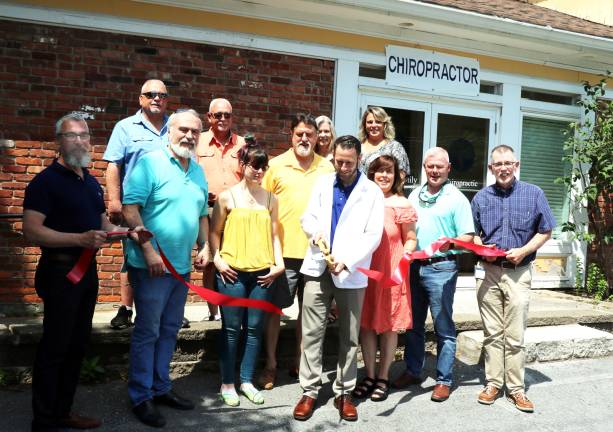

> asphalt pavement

[{"left": 2, "top": 355, "right": 612, "bottom": 432}]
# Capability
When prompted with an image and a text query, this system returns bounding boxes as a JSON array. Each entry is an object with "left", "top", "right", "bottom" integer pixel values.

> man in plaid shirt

[{"left": 471, "top": 144, "right": 555, "bottom": 413}]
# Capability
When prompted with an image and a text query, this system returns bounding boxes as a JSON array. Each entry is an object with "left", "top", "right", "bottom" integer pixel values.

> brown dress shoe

[
  {"left": 57, "top": 413, "right": 102, "bottom": 429},
  {"left": 333, "top": 395, "right": 358, "bottom": 422},
  {"left": 478, "top": 384, "right": 500, "bottom": 405},
  {"left": 507, "top": 391, "right": 534, "bottom": 413},
  {"left": 293, "top": 395, "right": 316, "bottom": 421},
  {"left": 431, "top": 384, "right": 451, "bottom": 402},
  {"left": 392, "top": 372, "right": 423, "bottom": 389}
]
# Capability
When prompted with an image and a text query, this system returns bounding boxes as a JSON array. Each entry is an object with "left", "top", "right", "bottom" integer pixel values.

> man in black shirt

[{"left": 23, "top": 113, "right": 128, "bottom": 431}]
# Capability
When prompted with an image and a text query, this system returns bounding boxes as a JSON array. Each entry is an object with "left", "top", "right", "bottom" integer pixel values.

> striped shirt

[{"left": 471, "top": 179, "right": 556, "bottom": 265}]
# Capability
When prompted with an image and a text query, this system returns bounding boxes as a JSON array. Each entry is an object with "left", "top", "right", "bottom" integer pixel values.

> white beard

[{"left": 171, "top": 142, "right": 194, "bottom": 159}]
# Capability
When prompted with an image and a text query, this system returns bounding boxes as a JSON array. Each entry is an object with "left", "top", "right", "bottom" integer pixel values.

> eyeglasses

[
  {"left": 141, "top": 92, "right": 168, "bottom": 99},
  {"left": 57, "top": 132, "right": 91, "bottom": 141},
  {"left": 211, "top": 112, "right": 232, "bottom": 120},
  {"left": 491, "top": 161, "right": 517, "bottom": 168}
]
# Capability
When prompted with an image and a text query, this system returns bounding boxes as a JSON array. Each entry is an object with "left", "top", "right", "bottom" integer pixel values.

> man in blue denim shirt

[
  {"left": 394, "top": 147, "right": 475, "bottom": 403},
  {"left": 471, "top": 145, "right": 555, "bottom": 413},
  {"left": 103, "top": 79, "right": 169, "bottom": 329}
]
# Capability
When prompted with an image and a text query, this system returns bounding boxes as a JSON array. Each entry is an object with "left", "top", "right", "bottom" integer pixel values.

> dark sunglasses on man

[
  {"left": 210, "top": 111, "right": 232, "bottom": 120},
  {"left": 141, "top": 91, "right": 168, "bottom": 99}
]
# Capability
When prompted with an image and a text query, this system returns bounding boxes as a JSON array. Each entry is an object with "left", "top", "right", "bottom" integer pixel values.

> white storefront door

[{"left": 360, "top": 94, "right": 500, "bottom": 287}]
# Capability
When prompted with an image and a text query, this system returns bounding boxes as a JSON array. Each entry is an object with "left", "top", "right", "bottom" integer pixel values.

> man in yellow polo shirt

[{"left": 259, "top": 113, "right": 334, "bottom": 390}]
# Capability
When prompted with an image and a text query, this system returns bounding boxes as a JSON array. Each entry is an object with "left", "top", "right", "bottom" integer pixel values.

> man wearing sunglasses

[
  {"left": 394, "top": 147, "right": 475, "bottom": 403},
  {"left": 196, "top": 98, "right": 246, "bottom": 321},
  {"left": 103, "top": 79, "right": 169, "bottom": 330},
  {"left": 471, "top": 145, "right": 554, "bottom": 413}
]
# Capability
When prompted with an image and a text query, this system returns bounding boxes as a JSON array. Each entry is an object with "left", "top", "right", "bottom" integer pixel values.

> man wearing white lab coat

[{"left": 292, "top": 135, "right": 384, "bottom": 422}]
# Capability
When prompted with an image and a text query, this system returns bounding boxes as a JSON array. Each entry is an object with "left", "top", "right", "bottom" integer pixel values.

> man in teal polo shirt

[
  {"left": 393, "top": 147, "right": 474, "bottom": 403},
  {"left": 122, "top": 109, "right": 209, "bottom": 428}
]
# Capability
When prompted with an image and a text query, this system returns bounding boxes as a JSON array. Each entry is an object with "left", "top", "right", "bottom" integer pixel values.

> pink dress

[{"left": 360, "top": 205, "right": 417, "bottom": 334}]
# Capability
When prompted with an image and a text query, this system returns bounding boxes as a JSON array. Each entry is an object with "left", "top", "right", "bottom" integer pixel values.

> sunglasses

[
  {"left": 141, "top": 92, "right": 168, "bottom": 99},
  {"left": 210, "top": 112, "right": 232, "bottom": 120}
]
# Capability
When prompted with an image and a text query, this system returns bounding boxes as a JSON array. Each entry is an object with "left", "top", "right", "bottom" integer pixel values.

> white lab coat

[{"left": 300, "top": 173, "right": 384, "bottom": 288}]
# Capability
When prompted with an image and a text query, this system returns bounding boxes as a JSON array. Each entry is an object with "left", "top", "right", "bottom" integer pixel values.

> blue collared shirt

[
  {"left": 330, "top": 172, "right": 361, "bottom": 248},
  {"left": 103, "top": 110, "right": 169, "bottom": 193},
  {"left": 471, "top": 179, "right": 556, "bottom": 264}
]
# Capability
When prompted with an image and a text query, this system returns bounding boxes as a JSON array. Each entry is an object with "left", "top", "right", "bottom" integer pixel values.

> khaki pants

[
  {"left": 476, "top": 262, "right": 531, "bottom": 394},
  {"left": 299, "top": 272, "right": 365, "bottom": 398}
]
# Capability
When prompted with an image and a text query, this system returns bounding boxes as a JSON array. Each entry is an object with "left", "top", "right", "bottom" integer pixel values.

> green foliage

[
  {"left": 79, "top": 356, "right": 106, "bottom": 384},
  {"left": 0, "top": 369, "right": 7, "bottom": 386},
  {"left": 558, "top": 75, "right": 612, "bottom": 300},
  {"left": 585, "top": 263, "right": 609, "bottom": 301}
]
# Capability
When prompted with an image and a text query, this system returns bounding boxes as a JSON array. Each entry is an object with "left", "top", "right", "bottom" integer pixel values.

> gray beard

[
  {"left": 171, "top": 142, "right": 194, "bottom": 160},
  {"left": 64, "top": 151, "right": 91, "bottom": 169}
]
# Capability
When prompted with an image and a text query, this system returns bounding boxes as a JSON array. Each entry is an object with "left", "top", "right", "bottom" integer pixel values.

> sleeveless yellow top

[{"left": 219, "top": 196, "right": 274, "bottom": 272}]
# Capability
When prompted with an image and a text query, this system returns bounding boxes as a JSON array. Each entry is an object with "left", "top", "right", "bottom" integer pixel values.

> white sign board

[{"left": 385, "top": 45, "right": 480, "bottom": 96}]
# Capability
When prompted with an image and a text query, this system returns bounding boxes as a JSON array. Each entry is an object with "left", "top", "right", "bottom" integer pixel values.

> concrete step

[{"left": 457, "top": 324, "right": 613, "bottom": 365}]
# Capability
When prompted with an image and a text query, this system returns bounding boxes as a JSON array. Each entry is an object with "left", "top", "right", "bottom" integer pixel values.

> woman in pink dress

[{"left": 353, "top": 155, "right": 417, "bottom": 402}]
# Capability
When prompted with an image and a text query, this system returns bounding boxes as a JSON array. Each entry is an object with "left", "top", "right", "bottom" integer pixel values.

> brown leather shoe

[
  {"left": 431, "top": 384, "right": 451, "bottom": 402},
  {"left": 57, "top": 413, "right": 102, "bottom": 429},
  {"left": 333, "top": 395, "right": 358, "bottom": 422},
  {"left": 507, "top": 391, "right": 534, "bottom": 413},
  {"left": 293, "top": 395, "right": 316, "bottom": 421},
  {"left": 392, "top": 371, "right": 423, "bottom": 389},
  {"left": 258, "top": 368, "right": 276, "bottom": 390},
  {"left": 478, "top": 384, "right": 500, "bottom": 405}
]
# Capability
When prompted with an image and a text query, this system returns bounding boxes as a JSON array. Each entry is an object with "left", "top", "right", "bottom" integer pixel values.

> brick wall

[{"left": 0, "top": 19, "right": 335, "bottom": 304}]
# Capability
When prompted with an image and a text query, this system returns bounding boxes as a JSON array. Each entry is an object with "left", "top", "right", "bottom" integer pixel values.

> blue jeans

[
  {"left": 217, "top": 269, "right": 271, "bottom": 384},
  {"left": 404, "top": 259, "right": 458, "bottom": 386},
  {"left": 127, "top": 267, "right": 189, "bottom": 405}
]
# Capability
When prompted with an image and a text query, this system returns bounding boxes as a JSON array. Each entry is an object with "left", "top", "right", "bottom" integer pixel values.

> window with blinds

[{"left": 520, "top": 117, "right": 570, "bottom": 238}]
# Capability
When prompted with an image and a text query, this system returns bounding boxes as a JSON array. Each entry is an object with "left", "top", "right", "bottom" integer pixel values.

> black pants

[{"left": 31, "top": 258, "right": 98, "bottom": 429}]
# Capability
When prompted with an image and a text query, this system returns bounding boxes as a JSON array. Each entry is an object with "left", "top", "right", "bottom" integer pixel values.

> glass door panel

[
  {"left": 433, "top": 113, "right": 490, "bottom": 202},
  {"left": 381, "top": 107, "right": 424, "bottom": 189},
  {"left": 430, "top": 106, "right": 497, "bottom": 278}
]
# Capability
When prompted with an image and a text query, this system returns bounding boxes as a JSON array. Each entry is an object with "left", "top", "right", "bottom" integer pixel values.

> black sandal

[
  {"left": 370, "top": 379, "right": 390, "bottom": 402},
  {"left": 351, "top": 377, "right": 376, "bottom": 398}
]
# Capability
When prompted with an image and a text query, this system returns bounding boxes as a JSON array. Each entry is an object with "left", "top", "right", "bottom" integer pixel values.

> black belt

[
  {"left": 40, "top": 252, "right": 81, "bottom": 265},
  {"left": 418, "top": 255, "right": 457, "bottom": 265},
  {"left": 486, "top": 257, "right": 530, "bottom": 269}
]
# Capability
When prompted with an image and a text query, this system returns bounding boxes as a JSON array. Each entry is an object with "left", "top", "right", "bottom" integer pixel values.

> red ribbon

[
  {"left": 358, "top": 237, "right": 507, "bottom": 287},
  {"left": 66, "top": 231, "right": 282, "bottom": 315},
  {"left": 155, "top": 240, "right": 281, "bottom": 315},
  {"left": 66, "top": 248, "right": 96, "bottom": 284}
]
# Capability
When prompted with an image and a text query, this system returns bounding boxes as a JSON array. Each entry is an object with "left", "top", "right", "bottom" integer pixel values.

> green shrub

[{"left": 80, "top": 356, "right": 106, "bottom": 384}]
